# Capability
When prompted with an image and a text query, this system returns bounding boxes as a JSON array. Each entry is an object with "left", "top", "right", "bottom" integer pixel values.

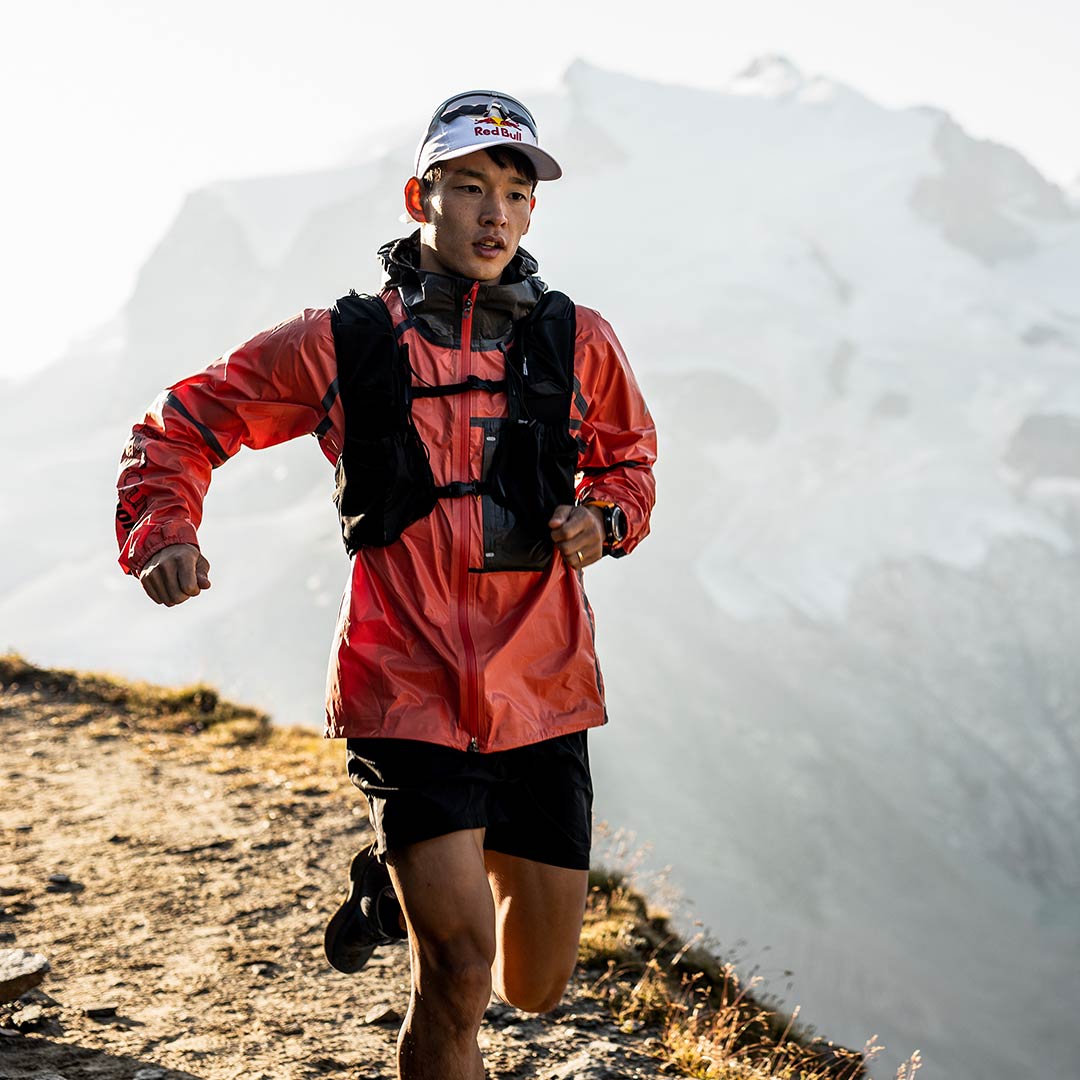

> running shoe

[{"left": 324, "top": 843, "right": 407, "bottom": 974}]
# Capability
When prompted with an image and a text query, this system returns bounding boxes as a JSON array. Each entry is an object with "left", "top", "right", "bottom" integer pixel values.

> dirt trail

[{"left": 0, "top": 674, "right": 668, "bottom": 1080}]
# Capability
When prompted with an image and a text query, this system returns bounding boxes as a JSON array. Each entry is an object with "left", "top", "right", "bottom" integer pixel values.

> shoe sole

[{"left": 324, "top": 846, "right": 387, "bottom": 974}]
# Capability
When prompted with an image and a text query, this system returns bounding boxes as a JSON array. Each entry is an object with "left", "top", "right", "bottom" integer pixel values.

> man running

[{"left": 116, "top": 89, "right": 656, "bottom": 1079}]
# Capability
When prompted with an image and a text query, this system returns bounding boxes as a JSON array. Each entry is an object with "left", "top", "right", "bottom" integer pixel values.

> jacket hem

[{"left": 323, "top": 712, "right": 606, "bottom": 752}]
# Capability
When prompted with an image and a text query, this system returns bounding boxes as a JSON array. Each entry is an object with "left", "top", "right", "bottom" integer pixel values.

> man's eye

[{"left": 459, "top": 185, "right": 482, "bottom": 193}]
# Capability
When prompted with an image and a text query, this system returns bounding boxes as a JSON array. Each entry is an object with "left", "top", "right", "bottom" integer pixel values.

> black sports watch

[{"left": 585, "top": 500, "right": 627, "bottom": 551}]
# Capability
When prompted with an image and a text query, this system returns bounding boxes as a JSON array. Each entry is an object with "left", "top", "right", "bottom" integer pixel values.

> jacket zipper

[{"left": 457, "top": 281, "right": 482, "bottom": 750}]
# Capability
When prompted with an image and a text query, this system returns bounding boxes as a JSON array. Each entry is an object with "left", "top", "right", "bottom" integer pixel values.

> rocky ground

[
  {"left": 0, "top": 662, "right": 679, "bottom": 1080},
  {"left": 1, "top": 658, "right": 876, "bottom": 1080}
]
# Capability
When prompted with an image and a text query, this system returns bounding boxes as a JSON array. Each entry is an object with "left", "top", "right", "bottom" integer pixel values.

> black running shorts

[{"left": 345, "top": 730, "right": 593, "bottom": 871}]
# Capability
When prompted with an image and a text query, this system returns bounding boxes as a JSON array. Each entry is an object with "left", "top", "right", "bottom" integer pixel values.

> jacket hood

[{"left": 378, "top": 231, "right": 547, "bottom": 348}]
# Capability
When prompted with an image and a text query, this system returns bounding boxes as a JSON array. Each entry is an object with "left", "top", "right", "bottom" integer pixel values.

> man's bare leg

[
  {"left": 484, "top": 850, "right": 588, "bottom": 1013},
  {"left": 387, "top": 829, "right": 494, "bottom": 1080}
]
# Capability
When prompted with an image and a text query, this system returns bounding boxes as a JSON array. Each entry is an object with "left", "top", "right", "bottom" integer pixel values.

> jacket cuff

[{"left": 123, "top": 521, "right": 200, "bottom": 577}]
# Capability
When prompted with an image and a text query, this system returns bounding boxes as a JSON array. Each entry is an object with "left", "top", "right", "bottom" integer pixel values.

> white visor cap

[{"left": 415, "top": 91, "right": 562, "bottom": 182}]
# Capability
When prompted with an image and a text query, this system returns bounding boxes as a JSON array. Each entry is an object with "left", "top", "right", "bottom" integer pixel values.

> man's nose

[{"left": 480, "top": 195, "right": 508, "bottom": 226}]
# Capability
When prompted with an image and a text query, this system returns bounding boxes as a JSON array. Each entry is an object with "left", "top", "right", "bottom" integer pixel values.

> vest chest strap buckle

[{"left": 435, "top": 480, "right": 488, "bottom": 499}]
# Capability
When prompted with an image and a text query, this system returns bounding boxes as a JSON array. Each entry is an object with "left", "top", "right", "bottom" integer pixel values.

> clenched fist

[
  {"left": 549, "top": 504, "right": 605, "bottom": 570},
  {"left": 138, "top": 543, "right": 211, "bottom": 607}
]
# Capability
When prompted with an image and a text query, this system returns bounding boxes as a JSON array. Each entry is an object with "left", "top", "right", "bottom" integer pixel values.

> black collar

[{"left": 377, "top": 231, "right": 547, "bottom": 348}]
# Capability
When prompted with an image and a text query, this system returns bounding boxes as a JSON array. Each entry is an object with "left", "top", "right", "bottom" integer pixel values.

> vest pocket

[
  {"left": 475, "top": 417, "right": 575, "bottom": 572},
  {"left": 335, "top": 429, "right": 437, "bottom": 552}
]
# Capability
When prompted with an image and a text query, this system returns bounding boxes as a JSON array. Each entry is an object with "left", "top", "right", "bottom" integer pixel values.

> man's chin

[
  {"left": 420, "top": 239, "right": 516, "bottom": 283},
  {"left": 463, "top": 252, "right": 512, "bottom": 283}
]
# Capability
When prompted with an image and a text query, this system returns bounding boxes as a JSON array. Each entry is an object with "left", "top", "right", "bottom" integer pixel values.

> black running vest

[{"left": 330, "top": 290, "right": 578, "bottom": 570}]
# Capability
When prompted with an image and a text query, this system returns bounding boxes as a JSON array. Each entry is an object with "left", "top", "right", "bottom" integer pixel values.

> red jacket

[{"left": 116, "top": 239, "right": 656, "bottom": 750}]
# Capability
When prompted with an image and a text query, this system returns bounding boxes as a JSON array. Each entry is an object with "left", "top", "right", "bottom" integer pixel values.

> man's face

[{"left": 406, "top": 150, "right": 535, "bottom": 283}]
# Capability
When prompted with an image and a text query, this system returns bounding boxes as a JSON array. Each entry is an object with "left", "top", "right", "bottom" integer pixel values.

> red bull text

[{"left": 475, "top": 116, "right": 523, "bottom": 141}]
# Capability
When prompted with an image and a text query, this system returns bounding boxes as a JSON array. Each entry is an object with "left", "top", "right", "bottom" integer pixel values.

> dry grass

[
  {"left": 0, "top": 651, "right": 268, "bottom": 735},
  {"left": 0, "top": 651, "right": 351, "bottom": 798},
  {"left": 579, "top": 868, "right": 922, "bottom": 1080}
]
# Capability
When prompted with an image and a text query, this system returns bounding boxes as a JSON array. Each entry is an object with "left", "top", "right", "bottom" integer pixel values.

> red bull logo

[{"left": 475, "top": 111, "right": 523, "bottom": 142}]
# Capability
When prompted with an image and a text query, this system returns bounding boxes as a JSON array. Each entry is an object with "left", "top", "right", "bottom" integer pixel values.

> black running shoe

[{"left": 324, "top": 844, "right": 407, "bottom": 974}]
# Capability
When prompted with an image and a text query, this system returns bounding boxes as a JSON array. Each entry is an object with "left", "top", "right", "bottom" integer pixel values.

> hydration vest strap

[
  {"left": 504, "top": 291, "right": 576, "bottom": 424},
  {"left": 434, "top": 480, "right": 489, "bottom": 499},
  {"left": 412, "top": 375, "right": 507, "bottom": 398},
  {"left": 331, "top": 292, "right": 440, "bottom": 552}
]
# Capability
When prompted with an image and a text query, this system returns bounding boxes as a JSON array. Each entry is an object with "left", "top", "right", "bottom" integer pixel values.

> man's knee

[
  {"left": 412, "top": 927, "right": 496, "bottom": 1030},
  {"left": 494, "top": 966, "right": 573, "bottom": 1015}
]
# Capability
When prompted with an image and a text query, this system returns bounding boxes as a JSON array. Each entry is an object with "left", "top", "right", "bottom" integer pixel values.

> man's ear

[
  {"left": 522, "top": 194, "right": 536, "bottom": 235},
  {"left": 404, "top": 177, "right": 427, "bottom": 224}
]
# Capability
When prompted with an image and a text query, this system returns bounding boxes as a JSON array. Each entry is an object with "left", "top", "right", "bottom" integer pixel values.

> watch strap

[{"left": 583, "top": 500, "right": 626, "bottom": 550}]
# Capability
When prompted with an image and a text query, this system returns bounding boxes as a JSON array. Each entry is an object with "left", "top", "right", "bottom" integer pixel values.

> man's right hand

[{"left": 138, "top": 543, "right": 211, "bottom": 607}]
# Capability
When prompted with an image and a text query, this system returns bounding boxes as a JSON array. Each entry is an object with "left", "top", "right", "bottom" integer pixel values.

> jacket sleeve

[
  {"left": 572, "top": 306, "right": 657, "bottom": 556},
  {"left": 115, "top": 308, "right": 342, "bottom": 576}
]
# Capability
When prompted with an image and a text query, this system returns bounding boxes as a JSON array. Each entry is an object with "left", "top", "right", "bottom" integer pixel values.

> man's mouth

[{"left": 474, "top": 237, "right": 505, "bottom": 257}]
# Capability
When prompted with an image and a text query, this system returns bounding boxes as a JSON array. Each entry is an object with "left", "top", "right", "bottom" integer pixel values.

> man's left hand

[{"left": 549, "top": 504, "right": 605, "bottom": 570}]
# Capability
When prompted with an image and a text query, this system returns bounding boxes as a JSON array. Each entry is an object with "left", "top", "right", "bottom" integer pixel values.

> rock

[
  {"left": 0, "top": 1026, "right": 21, "bottom": 1038},
  {"left": 133, "top": 1068, "right": 167, "bottom": 1079},
  {"left": 363, "top": 1002, "right": 403, "bottom": 1026},
  {"left": 9, "top": 1003, "right": 45, "bottom": 1029},
  {"left": 545, "top": 1051, "right": 610, "bottom": 1079},
  {"left": 45, "top": 873, "right": 83, "bottom": 894},
  {"left": 85, "top": 1004, "right": 119, "bottom": 1019},
  {"left": 0, "top": 949, "right": 50, "bottom": 1002},
  {"left": 543, "top": 1039, "right": 661, "bottom": 1080},
  {"left": 484, "top": 1000, "right": 517, "bottom": 1025},
  {"left": 0, "top": 898, "right": 35, "bottom": 919}
]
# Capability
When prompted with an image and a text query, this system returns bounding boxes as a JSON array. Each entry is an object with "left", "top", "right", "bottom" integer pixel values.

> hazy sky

[{"left": 2, "top": 0, "right": 1077, "bottom": 382}]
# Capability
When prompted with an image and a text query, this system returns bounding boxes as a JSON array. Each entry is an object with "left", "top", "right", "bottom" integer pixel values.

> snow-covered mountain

[
  {"left": 3, "top": 57, "right": 1079, "bottom": 1079},
  {"left": 1067, "top": 172, "right": 1080, "bottom": 209}
]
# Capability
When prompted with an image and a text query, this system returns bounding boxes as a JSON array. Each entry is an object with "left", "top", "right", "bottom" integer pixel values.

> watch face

[{"left": 610, "top": 506, "right": 627, "bottom": 543}]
